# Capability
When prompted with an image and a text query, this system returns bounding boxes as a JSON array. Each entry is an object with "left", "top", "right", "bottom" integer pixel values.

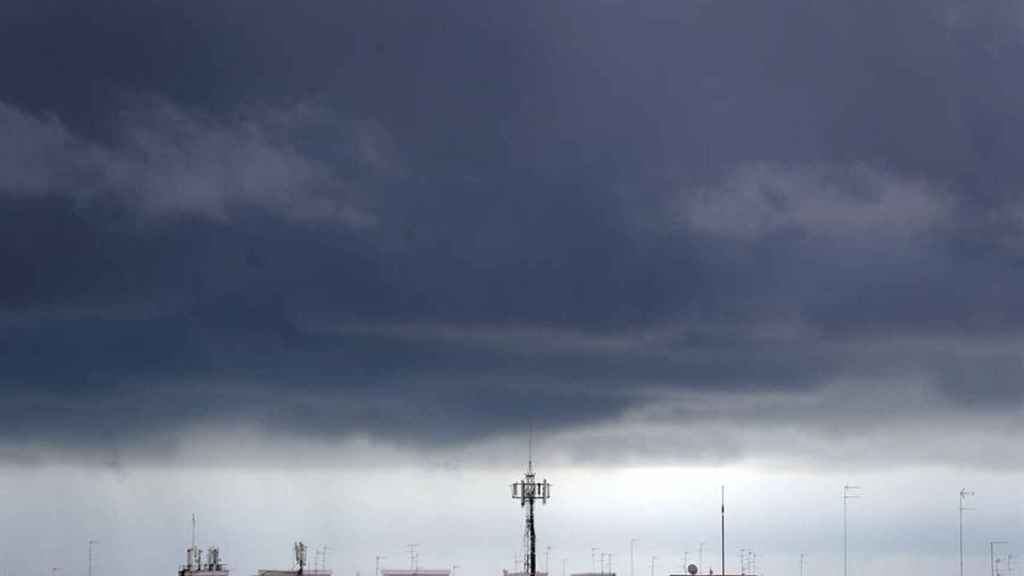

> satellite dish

[{"left": 688, "top": 565, "right": 699, "bottom": 576}]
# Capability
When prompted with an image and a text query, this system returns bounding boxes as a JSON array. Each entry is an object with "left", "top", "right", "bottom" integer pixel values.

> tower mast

[{"left": 512, "top": 437, "right": 551, "bottom": 576}]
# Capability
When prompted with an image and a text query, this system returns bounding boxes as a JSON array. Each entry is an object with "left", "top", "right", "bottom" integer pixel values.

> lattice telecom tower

[{"left": 511, "top": 447, "right": 551, "bottom": 576}]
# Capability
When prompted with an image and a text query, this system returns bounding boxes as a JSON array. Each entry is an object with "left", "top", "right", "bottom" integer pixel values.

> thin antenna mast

[
  {"left": 843, "top": 485, "right": 862, "bottom": 576},
  {"left": 88, "top": 540, "right": 98, "bottom": 576},
  {"left": 961, "top": 490, "right": 976, "bottom": 576},
  {"left": 407, "top": 545, "right": 418, "bottom": 571},
  {"left": 189, "top": 513, "right": 198, "bottom": 571},
  {"left": 529, "top": 423, "right": 534, "bottom": 473},
  {"left": 721, "top": 486, "right": 725, "bottom": 576}
]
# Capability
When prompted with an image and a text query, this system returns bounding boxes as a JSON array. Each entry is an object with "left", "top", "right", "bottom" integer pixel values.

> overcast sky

[{"left": 3, "top": 2, "right": 1024, "bottom": 576}]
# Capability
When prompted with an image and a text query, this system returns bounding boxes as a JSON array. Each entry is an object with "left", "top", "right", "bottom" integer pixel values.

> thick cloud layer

[{"left": 3, "top": 0, "right": 1024, "bottom": 466}]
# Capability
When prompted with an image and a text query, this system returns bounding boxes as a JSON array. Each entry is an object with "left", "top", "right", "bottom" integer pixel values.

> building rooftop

[
  {"left": 380, "top": 570, "right": 451, "bottom": 576},
  {"left": 257, "top": 571, "right": 333, "bottom": 576}
]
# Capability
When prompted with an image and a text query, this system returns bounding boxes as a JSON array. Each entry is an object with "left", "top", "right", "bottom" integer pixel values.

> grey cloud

[
  {"left": 676, "top": 164, "right": 950, "bottom": 240},
  {"left": 0, "top": 100, "right": 375, "bottom": 226}
]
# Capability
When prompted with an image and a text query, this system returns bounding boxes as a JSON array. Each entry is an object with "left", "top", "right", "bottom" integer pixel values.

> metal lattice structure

[{"left": 512, "top": 456, "right": 551, "bottom": 576}]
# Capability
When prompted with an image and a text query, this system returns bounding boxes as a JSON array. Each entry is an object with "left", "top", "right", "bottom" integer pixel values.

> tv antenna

[
  {"left": 407, "top": 545, "right": 419, "bottom": 571},
  {"left": 511, "top": 431, "right": 551, "bottom": 576},
  {"left": 961, "top": 490, "right": 976, "bottom": 576},
  {"left": 843, "top": 485, "right": 862, "bottom": 576}
]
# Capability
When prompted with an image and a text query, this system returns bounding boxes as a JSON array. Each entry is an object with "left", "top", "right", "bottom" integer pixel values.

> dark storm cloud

[{"left": 4, "top": 0, "right": 1024, "bottom": 462}]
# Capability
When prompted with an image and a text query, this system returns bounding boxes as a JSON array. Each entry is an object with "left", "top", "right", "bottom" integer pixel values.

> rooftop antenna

[
  {"left": 88, "top": 540, "right": 99, "bottom": 576},
  {"left": 187, "top": 514, "right": 198, "bottom": 571},
  {"left": 529, "top": 423, "right": 534, "bottom": 474},
  {"left": 843, "top": 486, "right": 862, "bottom": 576},
  {"left": 721, "top": 487, "right": 725, "bottom": 576},
  {"left": 631, "top": 539, "right": 639, "bottom": 576},
  {"left": 961, "top": 490, "right": 976, "bottom": 576},
  {"left": 407, "top": 545, "right": 418, "bottom": 571},
  {"left": 991, "top": 541, "right": 1009, "bottom": 576},
  {"left": 191, "top": 513, "right": 199, "bottom": 570},
  {"left": 512, "top": 427, "right": 551, "bottom": 576}
]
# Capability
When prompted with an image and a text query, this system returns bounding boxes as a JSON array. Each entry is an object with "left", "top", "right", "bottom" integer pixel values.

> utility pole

[
  {"left": 843, "top": 485, "right": 861, "bottom": 576},
  {"left": 961, "top": 490, "right": 975, "bottom": 576}
]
